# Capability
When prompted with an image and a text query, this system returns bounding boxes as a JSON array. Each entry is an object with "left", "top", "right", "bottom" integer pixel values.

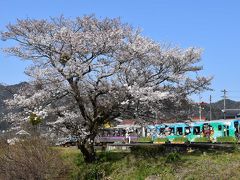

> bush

[
  {"left": 172, "top": 137, "right": 188, "bottom": 143},
  {"left": 165, "top": 152, "right": 181, "bottom": 163},
  {"left": 71, "top": 151, "right": 129, "bottom": 179},
  {"left": 216, "top": 136, "right": 237, "bottom": 143},
  {"left": 0, "top": 137, "right": 67, "bottom": 180},
  {"left": 131, "top": 145, "right": 166, "bottom": 157},
  {"left": 137, "top": 137, "right": 153, "bottom": 143},
  {"left": 153, "top": 138, "right": 168, "bottom": 144},
  {"left": 71, "top": 162, "right": 106, "bottom": 180},
  {"left": 84, "top": 163, "right": 105, "bottom": 180},
  {"left": 193, "top": 137, "right": 210, "bottom": 143}
]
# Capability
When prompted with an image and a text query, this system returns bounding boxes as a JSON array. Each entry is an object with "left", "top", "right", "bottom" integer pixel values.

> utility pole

[
  {"left": 221, "top": 89, "right": 227, "bottom": 120},
  {"left": 199, "top": 94, "right": 202, "bottom": 121},
  {"left": 209, "top": 95, "right": 212, "bottom": 120}
]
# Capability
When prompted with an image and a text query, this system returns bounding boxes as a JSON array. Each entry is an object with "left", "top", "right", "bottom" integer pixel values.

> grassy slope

[{"left": 57, "top": 146, "right": 240, "bottom": 180}]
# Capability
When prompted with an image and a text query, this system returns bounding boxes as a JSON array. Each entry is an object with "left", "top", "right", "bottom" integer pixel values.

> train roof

[
  {"left": 201, "top": 118, "right": 240, "bottom": 123},
  {"left": 147, "top": 119, "right": 240, "bottom": 128},
  {"left": 154, "top": 122, "right": 189, "bottom": 127},
  {"left": 114, "top": 124, "right": 141, "bottom": 129}
]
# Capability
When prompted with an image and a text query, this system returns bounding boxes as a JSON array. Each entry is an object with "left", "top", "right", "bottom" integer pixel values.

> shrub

[
  {"left": 131, "top": 145, "right": 166, "bottom": 157},
  {"left": 0, "top": 137, "right": 67, "bottom": 180},
  {"left": 71, "top": 162, "right": 106, "bottom": 180},
  {"left": 84, "top": 163, "right": 105, "bottom": 180},
  {"left": 165, "top": 152, "right": 181, "bottom": 163},
  {"left": 216, "top": 136, "right": 237, "bottom": 143},
  {"left": 137, "top": 137, "right": 153, "bottom": 143},
  {"left": 29, "top": 113, "right": 42, "bottom": 126},
  {"left": 193, "top": 137, "right": 210, "bottom": 143}
]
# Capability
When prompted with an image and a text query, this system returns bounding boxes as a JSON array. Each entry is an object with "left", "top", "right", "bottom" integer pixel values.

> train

[
  {"left": 96, "top": 119, "right": 240, "bottom": 144},
  {"left": 148, "top": 119, "right": 240, "bottom": 144}
]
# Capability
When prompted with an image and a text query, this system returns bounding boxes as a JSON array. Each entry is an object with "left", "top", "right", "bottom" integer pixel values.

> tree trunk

[{"left": 77, "top": 138, "right": 96, "bottom": 163}]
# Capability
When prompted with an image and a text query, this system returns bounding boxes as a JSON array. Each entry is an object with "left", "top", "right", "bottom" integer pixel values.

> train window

[
  {"left": 185, "top": 127, "right": 191, "bottom": 135},
  {"left": 160, "top": 128, "right": 165, "bottom": 134},
  {"left": 176, "top": 127, "right": 183, "bottom": 135},
  {"left": 234, "top": 122, "right": 239, "bottom": 133},
  {"left": 218, "top": 125, "right": 222, "bottom": 131},
  {"left": 203, "top": 124, "right": 209, "bottom": 131},
  {"left": 169, "top": 128, "right": 174, "bottom": 134},
  {"left": 193, "top": 126, "right": 201, "bottom": 135}
]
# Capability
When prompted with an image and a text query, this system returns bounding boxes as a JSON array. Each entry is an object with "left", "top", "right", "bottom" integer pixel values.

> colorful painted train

[
  {"left": 96, "top": 119, "right": 240, "bottom": 144},
  {"left": 147, "top": 119, "right": 240, "bottom": 144}
]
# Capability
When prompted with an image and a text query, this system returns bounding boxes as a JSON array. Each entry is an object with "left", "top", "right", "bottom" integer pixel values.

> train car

[
  {"left": 201, "top": 119, "right": 240, "bottom": 142},
  {"left": 218, "top": 119, "right": 240, "bottom": 141},
  {"left": 185, "top": 119, "right": 240, "bottom": 143},
  {"left": 96, "top": 125, "right": 141, "bottom": 144},
  {"left": 96, "top": 119, "right": 240, "bottom": 145},
  {"left": 96, "top": 128, "right": 126, "bottom": 143}
]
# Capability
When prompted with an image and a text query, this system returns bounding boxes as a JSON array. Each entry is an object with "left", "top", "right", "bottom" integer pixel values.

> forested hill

[
  {"left": 213, "top": 99, "right": 240, "bottom": 110},
  {"left": 0, "top": 82, "right": 28, "bottom": 130},
  {"left": 0, "top": 82, "right": 28, "bottom": 112},
  {"left": 193, "top": 99, "right": 240, "bottom": 120}
]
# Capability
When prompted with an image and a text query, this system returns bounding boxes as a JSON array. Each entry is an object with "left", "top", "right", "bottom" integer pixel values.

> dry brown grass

[{"left": 0, "top": 137, "right": 68, "bottom": 180}]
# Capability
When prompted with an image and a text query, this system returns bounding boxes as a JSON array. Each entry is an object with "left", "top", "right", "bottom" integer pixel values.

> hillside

[
  {"left": 0, "top": 82, "right": 28, "bottom": 130},
  {"left": 195, "top": 99, "right": 240, "bottom": 120}
]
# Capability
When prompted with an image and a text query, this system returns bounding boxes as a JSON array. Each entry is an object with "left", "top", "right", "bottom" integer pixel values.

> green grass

[
  {"left": 57, "top": 145, "right": 240, "bottom": 180},
  {"left": 172, "top": 136, "right": 188, "bottom": 143},
  {"left": 153, "top": 137, "right": 168, "bottom": 143},
  {"left": 136, "top": 137, "right": 153, "bottom": 143},
  {"left": 193, "top": 137, "right": 211, "bottom": 143},
  {"left": 216, "top": 136, "right": 237, "bottom": 143}
]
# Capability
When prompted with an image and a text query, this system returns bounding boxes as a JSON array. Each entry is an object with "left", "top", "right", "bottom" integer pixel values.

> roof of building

[{"left": 16, "top": 130, "right": 30, "bottom": 136}]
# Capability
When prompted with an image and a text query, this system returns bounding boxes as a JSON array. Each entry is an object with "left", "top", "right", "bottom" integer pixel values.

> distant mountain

[
  {"left": 192, "top": 99, "right": 240, "bottom": 120},
  {"left": 213, "top": 99, "right": 240, "bottom": 110}
]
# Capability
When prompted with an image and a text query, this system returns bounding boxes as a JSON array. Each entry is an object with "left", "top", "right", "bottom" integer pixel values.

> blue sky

[{"left": 0, "top": 0, "right": 240, "bottom": 102}]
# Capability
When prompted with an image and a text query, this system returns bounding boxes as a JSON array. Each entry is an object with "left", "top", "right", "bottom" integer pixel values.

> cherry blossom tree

[{"left": 1, "top": 15, "right": 211, "bottom": 162}]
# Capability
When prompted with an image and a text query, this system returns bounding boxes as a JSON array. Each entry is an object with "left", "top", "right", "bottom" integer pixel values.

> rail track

[{"left": 104, "top": 142, "right": 240, "bottom": 151}]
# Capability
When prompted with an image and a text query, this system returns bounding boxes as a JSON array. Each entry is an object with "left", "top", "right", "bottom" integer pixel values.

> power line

[
  {"left": 226, "top": 90, "right": 240, "bottom": 93},
  {"left": 226, "top": 96, "right": 240, "bottom": 99}
]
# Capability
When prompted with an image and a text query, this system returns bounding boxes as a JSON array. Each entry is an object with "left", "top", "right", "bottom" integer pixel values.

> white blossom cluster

[{"left": 126, "top": 83, "right": 170, "bottom": 102}]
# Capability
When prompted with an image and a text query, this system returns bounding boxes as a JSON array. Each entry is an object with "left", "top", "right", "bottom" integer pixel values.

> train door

[
  {"left": 234, "top": 121, "right": 240, "bottom": 139},
  {"left": 223, "top": 125, "right": 230, "bottom": 136},
  {"left": 217, "top": 124, "right": 223, "bottom": 136}
]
